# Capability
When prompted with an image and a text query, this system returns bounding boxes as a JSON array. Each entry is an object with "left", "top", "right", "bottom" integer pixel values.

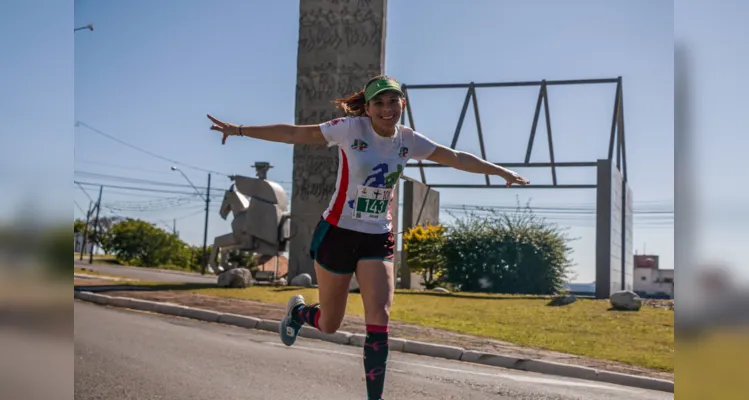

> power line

[
  {"left": 440, "top": 203, "right": 673, "bottom": 215},
  {"left": 74, "top": 181, "right": 202, "bottom": 196},
  {"left": 173, "top": 208, "right": 210, "bottom": 221},
  {"left": 85, "top": 186, "right": 227, "bottom": 200},
  {"left": 75, "top": 120, "right": 232, "bottom": 177},
  {"left": 74, "top": 170, "right": 223, "bottom": 191},
  {"left": 104, "top": 194, "right": 197, "bottom": 205},
  {"left": 74, "top": 200, "right": 87, "bottom": 215},
  {"left": 75, "top": 159, "right": 178, "bottom": 176},
  {"left": 93, "top": 189, "right": 196, "bottom": 199},
  {"left": 75, "top": 180, "right": 667, "bottom": 216},
  {"left": 442, "top": 202, "right": 673, "bottom": 210},
  {"left": 104, "top": 200, "right": 199, "bottom": 213},
  {"left": 73, "top": 173, "right": 669, "bottom": 228},
  {"left": 75, "top": 161, "right": 296, "bottom": 185},
  {"left": 74, "top": 170, "right": 291, "bottom": 194},
  {"left": 76, "top": 182, "right": 95, "bottom": 203},
  {"left": 442, "top": 204, "right": 674, "bottom": 218}
]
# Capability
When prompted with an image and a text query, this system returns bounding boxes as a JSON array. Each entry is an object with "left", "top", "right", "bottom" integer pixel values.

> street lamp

[
  {"left": 171, "top": 166, "right": 205, "bottom": 199},
  {"left": 171, "top": 166, "right": 212, "bottom": 275},
  {"left": 74, "top": 24, "right": 94, "bottom": 32}
]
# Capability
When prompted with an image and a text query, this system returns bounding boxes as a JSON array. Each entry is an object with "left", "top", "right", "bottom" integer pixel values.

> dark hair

[{"left": 333, "top": 74, "right": 401, "bottom": 116}]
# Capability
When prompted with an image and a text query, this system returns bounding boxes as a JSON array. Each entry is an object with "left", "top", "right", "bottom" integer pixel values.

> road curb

[
  {"left": 218, "top": 313, "right": 261, "bottom": 329},
  {"left": 460, "top": 350, "right": 672, "bottom": 392},
  {"left": 73, "top": 290, "right": 674, "bottom": 393},
  {"left": 404, "top": 339, "right": 465, "bottom": 360}
]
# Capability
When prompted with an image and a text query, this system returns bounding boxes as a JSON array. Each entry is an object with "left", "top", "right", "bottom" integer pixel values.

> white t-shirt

[{"left": 318, "top": 116, "right": 438, "bottom": 234}]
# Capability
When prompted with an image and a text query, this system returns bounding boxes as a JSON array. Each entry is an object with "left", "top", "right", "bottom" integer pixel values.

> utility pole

[
  {"left": 173, "top": 218, "right": 177, "bottom": 235},
  {"left": 79, "top": 201, "right": 93, "bottom": 261},
  {"left": 169, "top": 166, "right": 210, "bottom": 274},
  {"left": 89, "top": 186, "right": 103, "bottom": 264},
  {"left": 201, "top": 173, "right": 211, "bottom": 275}
]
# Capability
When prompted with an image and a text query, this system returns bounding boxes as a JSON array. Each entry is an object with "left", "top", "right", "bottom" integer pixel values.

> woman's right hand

[{"left": 207, "top": 114, "right": 241, "bottom": 145}]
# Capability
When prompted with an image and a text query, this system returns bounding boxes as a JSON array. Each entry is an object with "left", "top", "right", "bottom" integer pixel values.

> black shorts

[{"left": 309, "top": 218, "right": 395, "bottom": 274}]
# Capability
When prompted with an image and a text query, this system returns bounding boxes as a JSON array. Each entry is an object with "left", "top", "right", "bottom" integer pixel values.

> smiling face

[{"left": 365, "top": 91, "right": 405, "bottom": 134}]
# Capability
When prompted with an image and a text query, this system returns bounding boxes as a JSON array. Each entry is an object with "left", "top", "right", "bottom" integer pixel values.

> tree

[
  {"left": 402, "top": 223, "right": 447, "bottom": 289},
  {"left": 74, "top": 219, "right": 87, "bottom": 234},
  {"left": 73, "top": 215, "right": 121, "bottom": 254},
  {"left": 440, "top": 199, "right": 575, "bottom": 295},
  {"left": 90, "top": 216, "right": 122, "bottom": 255},
  {"left": 108, "top": 218, "right": 188, "bottom": 268}
]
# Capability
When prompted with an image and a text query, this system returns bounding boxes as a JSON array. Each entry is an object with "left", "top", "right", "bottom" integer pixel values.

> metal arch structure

[
  {"left": 400, "top": 77, "right": 628, "bottom": 187},
  {"left": 395, "top": 77, "right": 633, "bottom": 299}
]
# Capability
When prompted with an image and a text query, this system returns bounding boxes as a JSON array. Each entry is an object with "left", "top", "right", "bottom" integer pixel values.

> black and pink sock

[
  {"left": 363, "top": 324, "right": 389, "bottom": 400},
  {"left": 293, "top": 303, "right": 321, "bottom": 330}
]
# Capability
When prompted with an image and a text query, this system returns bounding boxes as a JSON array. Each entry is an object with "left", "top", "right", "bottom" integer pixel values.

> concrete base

[{"left": 596, "top": 159, "right": 634, "bottom": 299}]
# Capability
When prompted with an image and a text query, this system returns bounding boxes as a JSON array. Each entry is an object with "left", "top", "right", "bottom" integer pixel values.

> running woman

[{"left": 207, "top": 75, "right": 529, "bottom": 400}]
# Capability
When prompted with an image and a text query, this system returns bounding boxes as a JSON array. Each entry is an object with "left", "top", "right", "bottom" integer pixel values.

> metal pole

[
  {"left": 201, "top": 173, "right": 211, "bottom": 275},
  {"left": 80, "top": 201, "right": 93, "bottom": 261},
  {"left": 274, "top": 256, "right": 279, "bottom": 280},
  {"left": 89, "top": 186, "right": 103, "bottom": 264}
]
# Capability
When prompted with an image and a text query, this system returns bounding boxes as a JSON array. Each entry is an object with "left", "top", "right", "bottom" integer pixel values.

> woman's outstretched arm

[
  {"left": 207, "top": 114, "right": 327, "bottom": 145},
  {"left": 426, "top": 144, "right": 530, "bottom": 186}
]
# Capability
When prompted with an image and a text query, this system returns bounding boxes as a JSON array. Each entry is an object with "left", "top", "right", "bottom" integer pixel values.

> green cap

[{"left": 364, "top": 78, "right": 404, "bottom": 102}]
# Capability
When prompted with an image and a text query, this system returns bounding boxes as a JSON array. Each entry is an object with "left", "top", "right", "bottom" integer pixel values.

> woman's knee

[
  {"left": 317, "top": 314, "right": 343, "bottom": 334},
  {"left": 365, "top": 305, "right": 391, "bottom": 326},
  {"left": 312, "top": 261, "right": 352, "bottom": 335}
]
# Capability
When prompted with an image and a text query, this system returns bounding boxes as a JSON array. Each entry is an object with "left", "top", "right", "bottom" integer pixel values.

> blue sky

[
  {"left": 71, "top": 0, "right": 676, "bottom": 284},
  {"left": 3, "top": 0, "right": 686, "bottom": 283}
]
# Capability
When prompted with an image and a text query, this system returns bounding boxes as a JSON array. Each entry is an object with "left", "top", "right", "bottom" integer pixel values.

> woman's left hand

[{"left": 501, "top": 169, "right": 530, "bottom": 187}]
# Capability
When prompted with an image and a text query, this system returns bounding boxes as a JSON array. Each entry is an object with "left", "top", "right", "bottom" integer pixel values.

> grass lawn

[{"left": 190, "top": 286, "right": 674, "bottom": 372}]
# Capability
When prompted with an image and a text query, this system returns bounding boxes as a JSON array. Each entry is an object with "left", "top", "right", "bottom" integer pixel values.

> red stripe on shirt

[{"left": 325, "top": 148, "right": 349, "bottom": 226}]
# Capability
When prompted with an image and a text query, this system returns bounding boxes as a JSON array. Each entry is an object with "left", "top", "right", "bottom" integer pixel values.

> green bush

[
  {"left": 189, "top": 244, "right": 214, "bottom": 272},
  {"left": 402, "top": 223, "right": 447, "bottom": 289},
  {"left": 440, "top": 199, "right": 575, "bottom": 295}
]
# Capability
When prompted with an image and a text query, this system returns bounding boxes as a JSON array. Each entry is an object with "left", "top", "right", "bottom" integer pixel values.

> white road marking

[{"left": 264, "top": 342, "right": 640, "bottom": 393}]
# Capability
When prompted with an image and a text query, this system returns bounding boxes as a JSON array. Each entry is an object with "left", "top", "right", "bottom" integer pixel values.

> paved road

[
  {"left": 74, "top": 301, "right": 673, "bottom": 400},
  {"left": 75, "top": 261, "right": 217, "bottom": 284}
]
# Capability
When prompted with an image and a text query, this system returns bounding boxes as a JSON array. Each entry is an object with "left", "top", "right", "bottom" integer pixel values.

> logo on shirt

[
  {"left": 347, "top": 163, "right": 402, "bottom": 209},
  {"left": 351, "top": 139, "right": 368, "bottom": 151},
  {"left": 399, "top": 147, "right": 409, "bottom": 158},
  {"left": 326, "top": 118, "right": 344, "bottom": 127}
]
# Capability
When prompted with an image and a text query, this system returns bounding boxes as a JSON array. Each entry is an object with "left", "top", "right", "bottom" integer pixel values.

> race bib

[{"left": 352, "top": 185, "right": 391, "bottom": 221}]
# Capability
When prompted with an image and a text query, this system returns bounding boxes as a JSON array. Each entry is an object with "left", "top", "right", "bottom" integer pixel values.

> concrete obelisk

[{"left": 288, "top": 0, "right": 388, "bottom": 283}]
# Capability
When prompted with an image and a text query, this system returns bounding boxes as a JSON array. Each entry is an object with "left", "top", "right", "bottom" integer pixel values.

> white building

[
  {"left": 634, "top": 254, "right": 674, "bottom": 299},
  {"left": 74, "top": 232, "right": 94, "bottom": 254}
]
